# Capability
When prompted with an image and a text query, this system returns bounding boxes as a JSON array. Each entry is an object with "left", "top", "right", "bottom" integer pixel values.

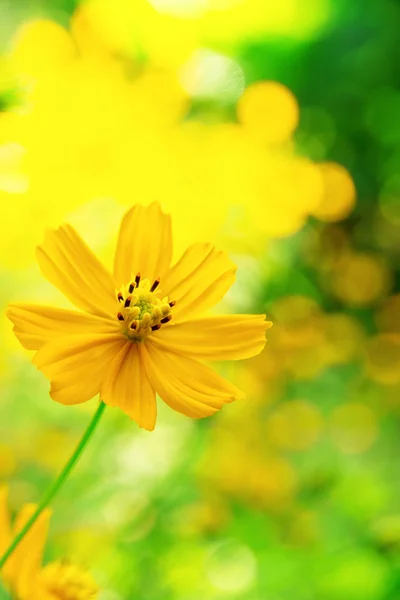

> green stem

[{"left": 0, "top": 401, "right": 106, "bottom": 570}]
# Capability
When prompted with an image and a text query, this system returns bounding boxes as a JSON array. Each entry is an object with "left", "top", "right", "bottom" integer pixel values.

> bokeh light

[
  {"left": 311, "top": 162, "right": 356, "bottom": 222},
  {"left": 237, "top": 81, "right": 300, "bottom": 145}
]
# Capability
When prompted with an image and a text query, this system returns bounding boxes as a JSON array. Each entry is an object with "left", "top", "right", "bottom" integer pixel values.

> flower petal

[
  {"left": 141, "top": 341, "right": 243, "bottom": 419},
  {"left": 6, "top": 303, "right": 119, "bottom": 351},
  {"left": 152, "top": 315, "right": 272, "bottom": 360},
  {"left": 113, "top": 202, "right": 172, "bottom": 286},
  {"left": 4, "top": 504, "right": 51, "bottom": 599},
  {"left": 101, "top": 342, "right": 157, "bottom": 430},
  {"left": 36, "top": 224, "right": 116, "bottom": 317},
  {"left": 161, "top": 243, "right": 236, "bottom": 320},
  {"left": 33, "top": 334, "right": 125, "bottom": 405}
]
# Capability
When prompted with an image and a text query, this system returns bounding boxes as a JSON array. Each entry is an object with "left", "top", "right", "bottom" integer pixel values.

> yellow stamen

[
  {"left": 161, "top": 304, "right": 170, "bottom": 316},
  {"left": 116, "top": 276, "right": 174, "bottom": 340},
  {"left": 142, "top": 312, "right": 151, "bottom": 328},
  {"left": 130, "top": 306, "right": 140, "bottom": 318},
  {"left": 152, "top": 306, "right": 162, "bottom": 319}
]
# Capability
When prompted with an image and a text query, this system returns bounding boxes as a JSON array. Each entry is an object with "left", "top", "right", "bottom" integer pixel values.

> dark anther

[
  {"left": 130, "top": 322, "right": 137, "bottom": 330},
  {"left": 150, "top": 278, "right": 160, "bottom": 292},
  {"left": 117, "top": 312, "right": 124, "bottom": 321},
  {"left": 168, "top": 300, "right": 176, "bottom": 307},
  {"left": 118, "top": 292, "right": 124, "bottom": 302},
  {"left": 151, "top": 324, "right": 161, "bottom": 331},
  {"left": 135, "top": 273, "right": 141, "bottom": 286},
  {"left": 128, "top": 283, "right": 134, "bottom": 293},
  {"left": 161, "top": 315, "right": 172, "bottom": 324},
  {"left": 124, "top": 297, "right": 131, "bottom": 308}
]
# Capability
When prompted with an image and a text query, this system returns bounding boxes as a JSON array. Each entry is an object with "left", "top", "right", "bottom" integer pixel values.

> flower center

[
  {"left": 115, "top": 273, "right": 175, "bottom": 340},
  {"left": 37, "top": 561, "right": 98, "bottom": 600}
]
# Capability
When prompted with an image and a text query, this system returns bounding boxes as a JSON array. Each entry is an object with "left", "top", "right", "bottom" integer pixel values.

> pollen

[
  {"left": 38, "top": 561, "right": 98, "bottom": 600},
  {"left": 115, "top": 276, "right": 174, "bottom": 340}
]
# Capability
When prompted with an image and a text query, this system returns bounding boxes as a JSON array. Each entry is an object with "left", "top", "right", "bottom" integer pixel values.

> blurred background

[{"left": 0, "top": 0, "right": 399, "bottom": 598}]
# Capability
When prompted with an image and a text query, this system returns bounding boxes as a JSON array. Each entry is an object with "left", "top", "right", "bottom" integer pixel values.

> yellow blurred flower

[
  {"left": 0, "top": 12, "right": 355, "bottom": 269},
  {"left": 7, "top": 202, "right": 271, "bottom": 430},
  {"left": 0, "top": 486, "right": 97, "bottom": 599},
  {"left": 37, "top": 562, "right": 98, "bottom": 600}
]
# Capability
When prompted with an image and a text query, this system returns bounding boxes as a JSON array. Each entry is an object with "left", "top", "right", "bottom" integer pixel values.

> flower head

[
  {"left": 0, "top": 486, "right": 97, "bottom": 600},
  {"left": 7, "top": 202, "right": 271, "bottom": 430}
]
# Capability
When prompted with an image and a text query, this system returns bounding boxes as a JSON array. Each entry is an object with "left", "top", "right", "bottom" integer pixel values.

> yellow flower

[
  {"left": 7, "top": 202, "right": 271, "bottom": 430},
  {"left": 0, "top": 486, "right": 97, "bottom": 599}
]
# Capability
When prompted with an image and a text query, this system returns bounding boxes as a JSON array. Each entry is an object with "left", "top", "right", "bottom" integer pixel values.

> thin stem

[{"left": 0, "top": 401, "right": 106, "bottom": 570}]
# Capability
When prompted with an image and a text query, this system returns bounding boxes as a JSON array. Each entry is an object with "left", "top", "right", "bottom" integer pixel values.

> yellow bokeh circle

[
  {"left": 330, "top": 403, "right": 378, "bottom": 454},
  {"left": 321, "top": 314, "right": 364, "bottom": 364},
  {"left": 237, "top": 81, "right": 299, "bottom": 144},
  {"left": 364, "top": 334, "right": 400, "bottom": 385},
  {"left": 267, "top": 400, "right": 324, "bottom": 450},
  {"left": 206, "top": 541, "right": 257, "bottom": 593},
  {"left": 332, "top": 252, "right": 391, "bottom": 306},
  {"left": 311, "top": 162, "right": 356, "bottom": 222}
]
